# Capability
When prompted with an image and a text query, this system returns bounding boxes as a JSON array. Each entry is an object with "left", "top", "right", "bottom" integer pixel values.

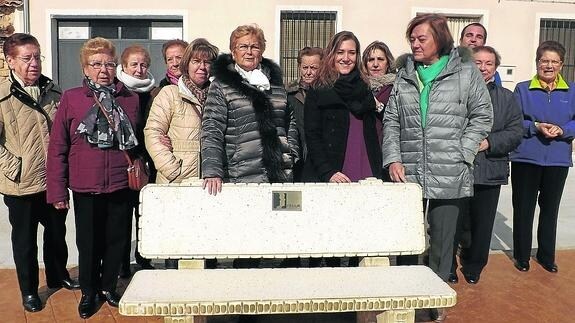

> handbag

[
  {"left": 92, "top": 93, "right": 149, "bottom": 190},
  {"left": 123, "top": 152, "right": 150, "bottom": 191}
]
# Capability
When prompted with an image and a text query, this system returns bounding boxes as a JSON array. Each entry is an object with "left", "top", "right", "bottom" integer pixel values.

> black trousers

[
  {"left": 511, "top": 162, "right": 568, "bottom": 264},
  {"left": 73, "top": 189, "right": 131, "bottom": 295},
  {"left": 4, "top": 192, "right": 70, "bottom": 296},
  {"left": 458, "top": 185, "right": 501, "bottom": 275},
  {"left": 426, "top": 199, "right": 461, "bottom": 281},
  {"left": 397, "top": 199, "right": 460, "bottom": 281}
]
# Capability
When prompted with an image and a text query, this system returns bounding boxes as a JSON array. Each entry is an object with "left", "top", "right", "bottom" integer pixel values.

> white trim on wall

[
  {"left": 411, "top": 7, "right": 490, "bottom": 31},
  {"left": 273, "top": 5, "right": 343, "bottom": 63},
  {"left": 44, "top": 9, "right": 188, "bottom": 76}
]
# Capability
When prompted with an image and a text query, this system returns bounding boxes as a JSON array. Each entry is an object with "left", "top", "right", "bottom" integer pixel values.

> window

[
  {"left": 540, "top": 19, "right": 575, "bottom": 82},
  {"left": 279, "top": 10, "right": 336, "bottom": 85}
]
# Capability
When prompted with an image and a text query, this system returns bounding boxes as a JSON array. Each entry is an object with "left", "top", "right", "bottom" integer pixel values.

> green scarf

[{"left": 416, "top": 55, "right": 449, "bottom": 127}]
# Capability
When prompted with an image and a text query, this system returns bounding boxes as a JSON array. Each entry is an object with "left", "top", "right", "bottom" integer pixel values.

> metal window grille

[
  {"left": 540, "top": 19, "right": 575, "bottom": 82},
  {"left": 280, "top": 11, "right": 336, "bottom": 85}
]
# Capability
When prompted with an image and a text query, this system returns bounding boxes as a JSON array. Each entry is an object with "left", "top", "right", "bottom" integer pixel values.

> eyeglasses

[
  {"left": 236, "top": 44, "right": 261, "bottom": 53},
  {"left": 190, "top": 59, "right": 212, "bottom": 67},
  {"left": 88, "top": 61, "right": 117, "bottom": 70},
  {"left": 538, "top": 59, "right": 562, "bottom": 67},
  {"left": 16, "top": 55, "right": 45, "bottom": 64}
]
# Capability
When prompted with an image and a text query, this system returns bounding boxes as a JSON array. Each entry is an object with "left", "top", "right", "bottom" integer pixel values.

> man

[
  {"left": 0, "top": 33, "right": 78, "bottom": 312},
  {"left": 459, "top": 22, "right": 502, "bottom": 85}
]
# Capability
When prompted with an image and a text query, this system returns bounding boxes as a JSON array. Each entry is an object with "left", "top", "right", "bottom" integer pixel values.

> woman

[
  {"left": 155, "top": 39, "right": 188, "bottom": 88},
  {"left": 146, "top": 38, "right": 217, "bottom": 184},
  {"left": 304, "top": 31, "right": 382, "bottom": 267},
  {"left": 382, "top": 14, "right": 492, "bottom": 321},
  {"left": 286, "top": 46, "right": 323, "bottom": 182},
  {"left": 116, "top": 45, "right": 156, "bottom": 275},
  {"left": 361, "top": 40, "right": 396, "bottom": 118},
  {"left": 47, "top": 37, "right": 140, "bottom": 319},
  {"left": 510, "top": 40, "right": 575, "bottom": 274},
  {"left": 0, "top": 33, "right": 78, "bottom": 313},
  {"left": 201, "top": 24, "right": 297, "bottom": 268},
  {"left": 451, "top": 46, "right": 523, "bottom": 284}
]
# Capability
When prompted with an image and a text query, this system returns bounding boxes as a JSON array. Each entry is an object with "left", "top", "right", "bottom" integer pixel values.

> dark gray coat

[
  {"left": 201, "top": 54, "right": 297, "bottom": 183},
  {"left": 473, "top": 82, "right": 523, "bottom": 185},
  {"left": 382, "top": 47, "right": 493, "bottom": 199}
]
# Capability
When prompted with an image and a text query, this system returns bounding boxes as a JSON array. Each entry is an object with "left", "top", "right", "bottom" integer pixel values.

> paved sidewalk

[{"left": 1, "top": 250, "right": 574, "bottom": 322}]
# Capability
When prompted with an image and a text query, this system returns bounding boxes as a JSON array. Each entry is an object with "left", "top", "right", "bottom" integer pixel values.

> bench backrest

[{"left": 138, "top": 178, "right": 425, "bottom": 259}]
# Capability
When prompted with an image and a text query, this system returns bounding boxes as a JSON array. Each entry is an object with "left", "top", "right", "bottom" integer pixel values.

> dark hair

[
  {"left": 536, "top": 40, "right": 566, "bottom": 62},
  {"left": 473, "top": 45, "right": 501, "bottom": 67},
  {"left": 406, "top": 14, "right": 454, "bottom": 57},
  {"left": 161, "top": 39, "right": 188, "bottom": 63},
  {"left": 3, "top": 33, "right": 40, "bottom": 57},
  {"left": 460, "top": 23, "right": 487, "bottom": 43},
  {"left": 361, "top": 41, "right": 395, "bottom": 75},
  {"left": 120, "top": 44, "right": 151, "bottom": 67},
  {"left": 297, "top": 46, "right": 324, "bottom": 65},
  {"left": 315, "top": 31, "right": 366, "bottom": 87},
  {"left": 180, "top": 38, "right": 219, "bottom": 76}
]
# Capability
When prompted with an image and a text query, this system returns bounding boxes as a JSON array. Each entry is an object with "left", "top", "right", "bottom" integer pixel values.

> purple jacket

[{"left": 46, "top": 80, "right": 140, "bottom": 204}]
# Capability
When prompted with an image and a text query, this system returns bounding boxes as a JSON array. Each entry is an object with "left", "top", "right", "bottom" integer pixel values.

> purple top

[{"left": 342, "top": 112, "right": 373, "bottom": 181}]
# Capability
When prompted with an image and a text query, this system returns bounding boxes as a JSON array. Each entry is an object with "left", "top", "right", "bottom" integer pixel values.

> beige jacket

[
  {"left": 144, "top": 85, "right": 202, "bottom": 184},
  {"left": 0, "top": 74, "right": 61, "bottom": 196}
]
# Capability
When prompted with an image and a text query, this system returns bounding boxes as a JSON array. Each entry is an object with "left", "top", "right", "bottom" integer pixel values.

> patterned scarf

[
  {"left": 76, "top": 77, "right": 138, "bottom": 150},
  {"left": 181, "top": 74, "right": 209, "bottom": 105}
]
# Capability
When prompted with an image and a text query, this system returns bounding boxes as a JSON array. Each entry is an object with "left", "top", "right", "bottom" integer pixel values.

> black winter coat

[
  {"left": 473, "top": 82, "right": 523, "bottom": 185},
  {"left": 304, "top": 85, "right": 382, "bottom": 182}
]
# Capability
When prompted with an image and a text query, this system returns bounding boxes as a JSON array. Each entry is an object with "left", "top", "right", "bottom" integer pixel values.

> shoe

[
  {"left": 463, "top": 272, "right": 480, "bottom": 284},
  {"left": 536, "top": 259, "right": 558, "bottom": 273},
  {"left": 429, "top": 308, "right": 448, "bottom": 322},
  {"left": 62, "top": 278, "right": 80, "bottom": 290},
  {"left": 514, "top": 260, "right": 530, "bottom": 272},
  {"left": 48, "top": 277, "right": 80, "bottom": 290},
  {"left": 447, "top": 272, "right": 458, "bottom": 283},
  {"left": 78, "top": 293, "right": 97, "bottom": 319},
  {"left": 22, "top": 294, "right": 42, "bottom": 312},
  {"left": 99, "top": 290, "right": 121, "bottom": 307}
]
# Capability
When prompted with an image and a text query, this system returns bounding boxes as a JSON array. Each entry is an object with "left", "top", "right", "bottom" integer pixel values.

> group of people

[{"left": 1, "top": 13, "right": 573, "bottom": 322}]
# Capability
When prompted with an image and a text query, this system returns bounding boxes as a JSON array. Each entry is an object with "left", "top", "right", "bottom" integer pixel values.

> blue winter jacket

[{"left": 510, "top": 74, "right": 575, "bottom": 167}]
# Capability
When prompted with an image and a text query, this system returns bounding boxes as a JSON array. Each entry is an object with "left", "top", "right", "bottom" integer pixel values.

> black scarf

[{"left": 332, "top": 68, "right": 373, "bottom": 117}]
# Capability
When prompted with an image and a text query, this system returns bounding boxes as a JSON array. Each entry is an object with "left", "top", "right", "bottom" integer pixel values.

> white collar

[
  {"left": 116, "top": 65, "right": 156, "bottom": 93},
  {"left": 234, "top": 64, "right": 270, "bottom": 91}
]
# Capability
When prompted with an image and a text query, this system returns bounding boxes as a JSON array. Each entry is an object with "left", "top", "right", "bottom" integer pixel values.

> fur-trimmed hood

[
  {"left": 211, "top": 53, "right": 284, "bottom": 88},
  {"left": 395, "top": 46, "right": 473, "bottom": 70}
]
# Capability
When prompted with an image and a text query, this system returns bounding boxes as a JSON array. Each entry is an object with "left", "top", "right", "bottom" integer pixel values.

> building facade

[{"left": 9, "top": 0, "right": 575, "bottom": 90}]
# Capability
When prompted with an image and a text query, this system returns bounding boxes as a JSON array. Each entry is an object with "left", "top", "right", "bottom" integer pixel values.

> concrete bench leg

[
  {"left": 357, "top": 309, "right": 415, "bottom": 323},
  {"left": 164, "top": 316, "right": 206, "bottom": 323}
]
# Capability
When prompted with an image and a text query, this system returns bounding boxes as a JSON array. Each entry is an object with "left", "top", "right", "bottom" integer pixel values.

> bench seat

[{"left": 120, "top": 266, "right": 456, "bottom": 317}]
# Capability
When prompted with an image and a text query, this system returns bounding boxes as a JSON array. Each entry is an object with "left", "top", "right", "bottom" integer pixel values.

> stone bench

[{"left": 119, "top": 178, "right": 456, "bottom": 323}]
